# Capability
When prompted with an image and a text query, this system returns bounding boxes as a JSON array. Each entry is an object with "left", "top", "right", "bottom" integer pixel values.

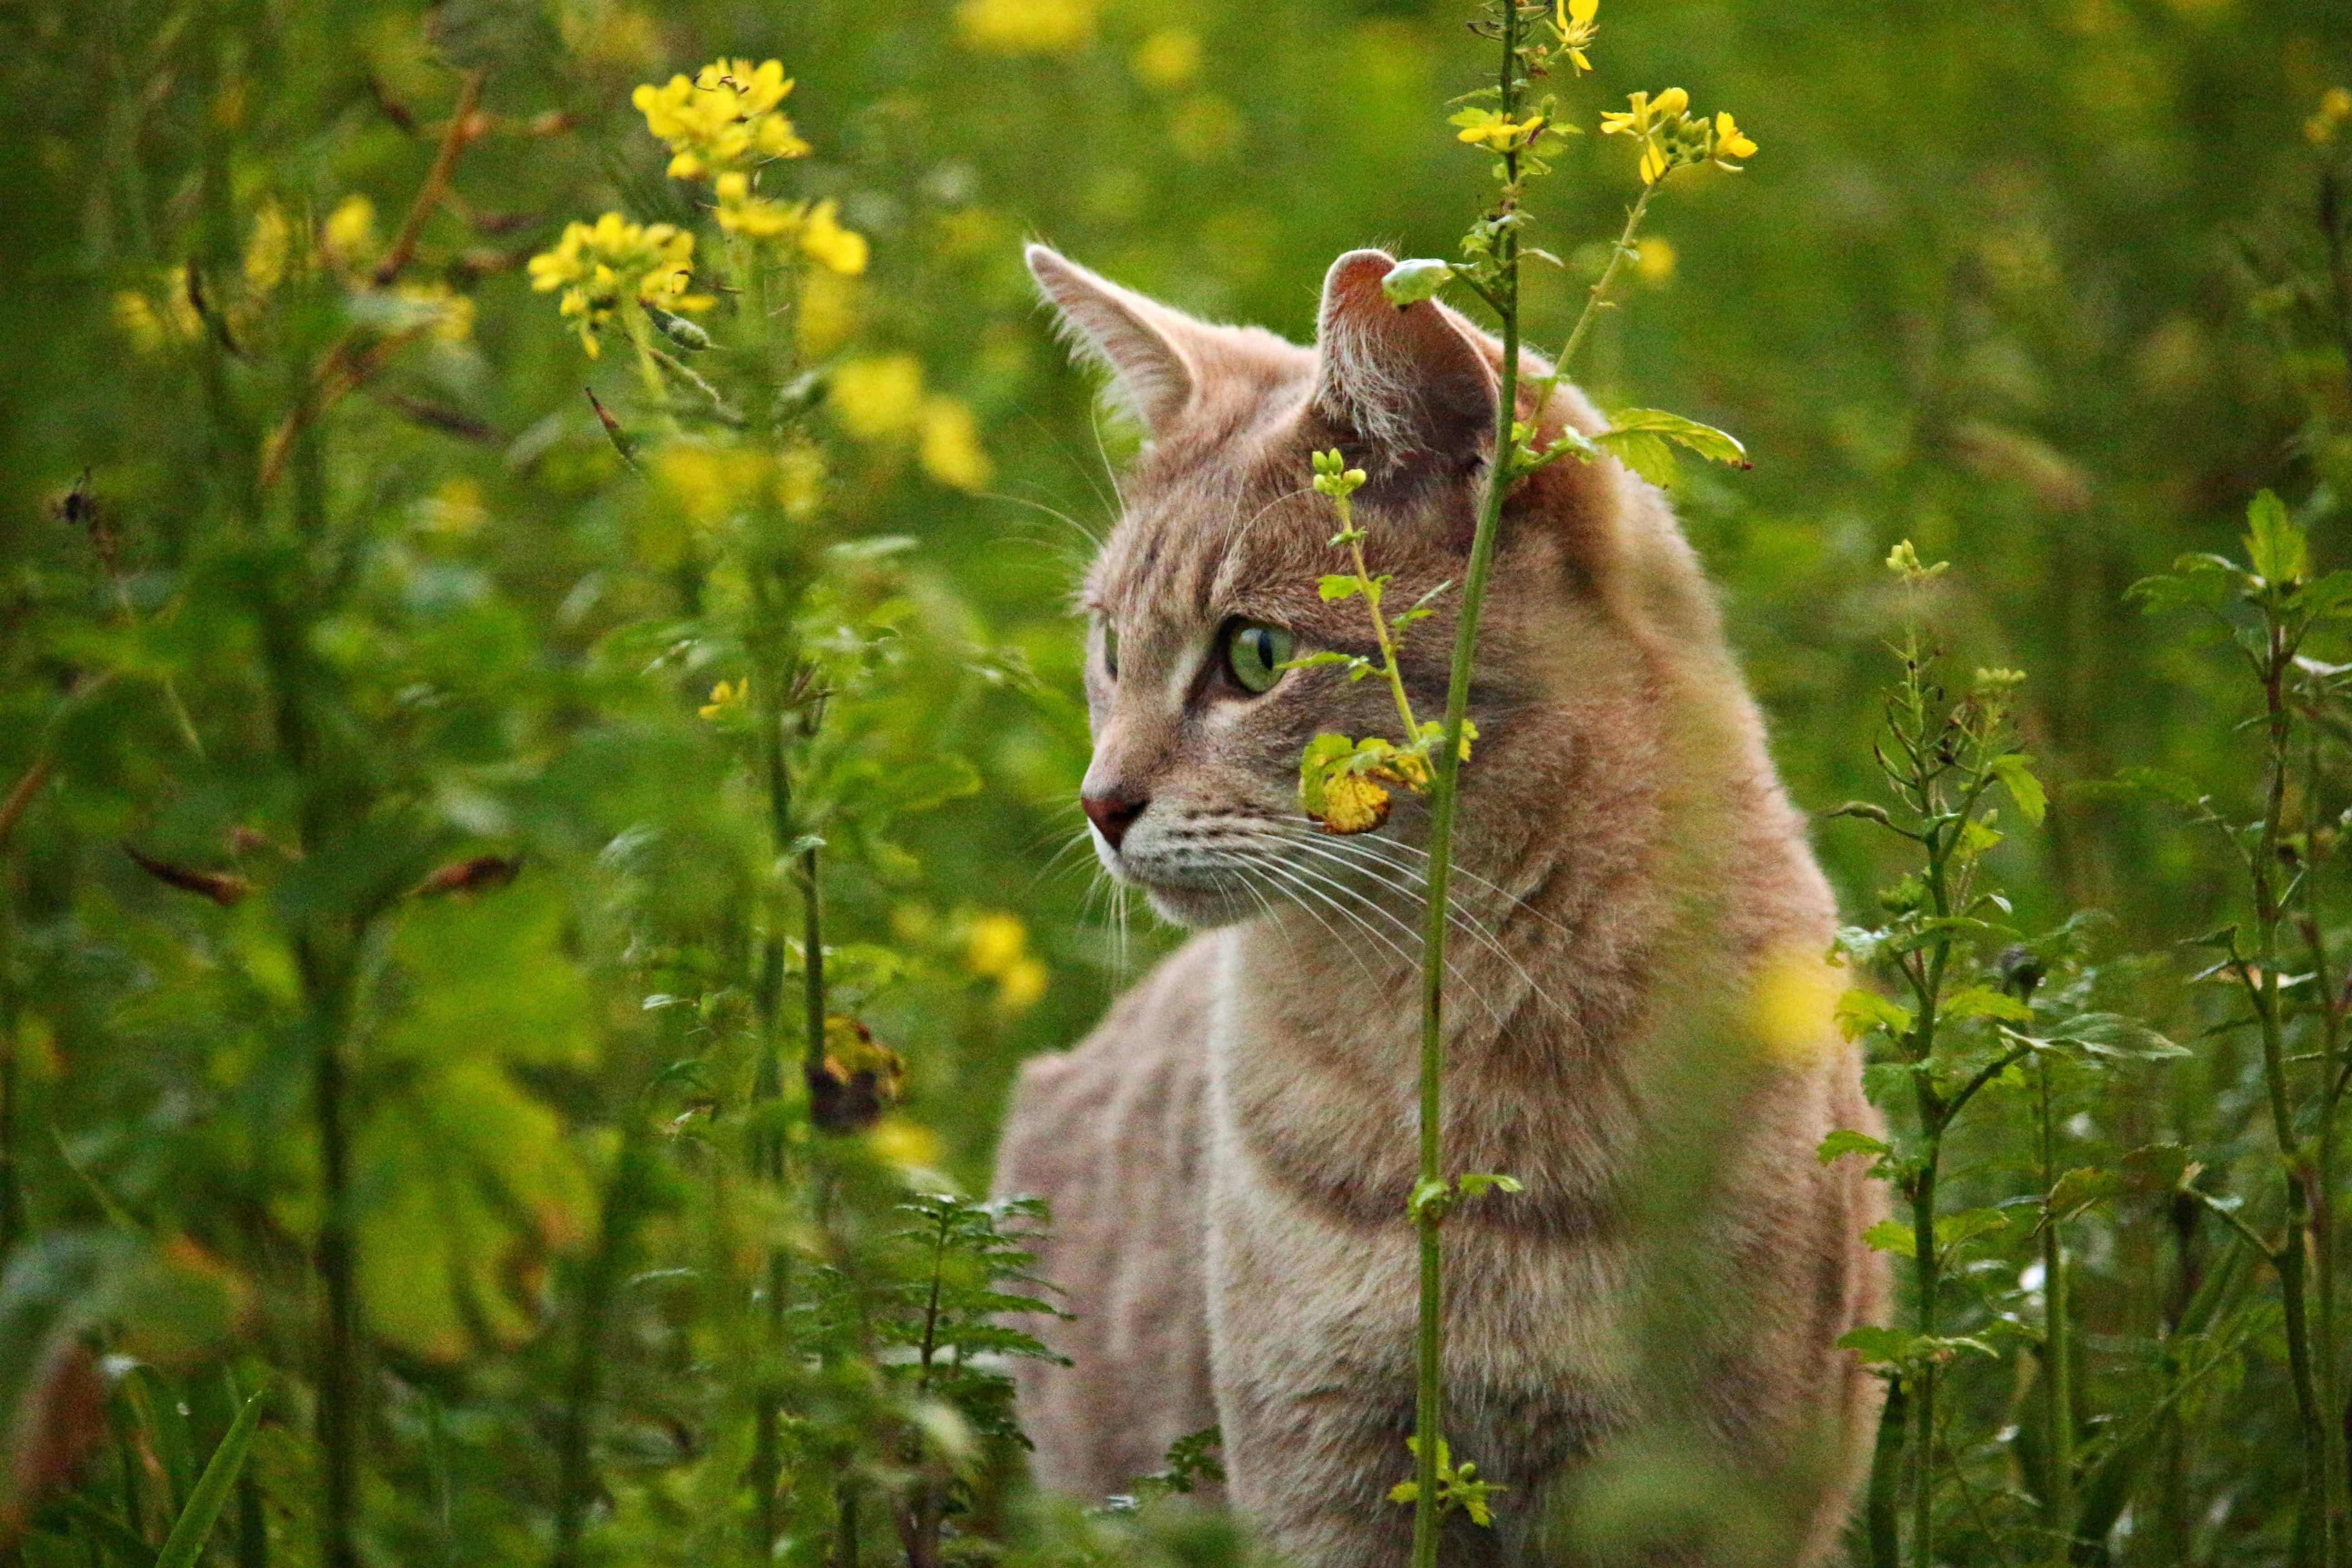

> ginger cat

[{"left": 994, "top": 244, "right": 1886, "bottom": 1567}]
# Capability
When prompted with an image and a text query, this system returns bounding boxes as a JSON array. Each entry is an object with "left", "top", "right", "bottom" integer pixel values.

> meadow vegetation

[{"left": 1, "top": 0, "right": 2350, "bottom": 1565}]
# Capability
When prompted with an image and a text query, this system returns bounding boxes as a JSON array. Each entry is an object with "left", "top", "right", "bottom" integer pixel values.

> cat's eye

[
  {"left": 1100, "top": 618, "right": 1119, "bottom": 680},
  {"left": 1223, "top": 621, "right": 1294, "bottom": 695}
]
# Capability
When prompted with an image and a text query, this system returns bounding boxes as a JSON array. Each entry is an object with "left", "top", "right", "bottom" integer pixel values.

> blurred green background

[{"left": 0, "top": 0, "right": 2348, "bottom": 1563}]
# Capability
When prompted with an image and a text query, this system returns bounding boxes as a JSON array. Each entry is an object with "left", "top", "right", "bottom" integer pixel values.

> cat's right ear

[
  {"left": 1026, "top": 245, "right": 1199, "bottom": 435},
  {"left": 1312, "top": 249, "right": 1497, "bottom": 470}
]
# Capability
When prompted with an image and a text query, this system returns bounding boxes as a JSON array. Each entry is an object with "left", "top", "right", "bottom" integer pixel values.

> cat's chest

[{"left": 1204, "top": 939, "right": 1640, "bottom": 1233}]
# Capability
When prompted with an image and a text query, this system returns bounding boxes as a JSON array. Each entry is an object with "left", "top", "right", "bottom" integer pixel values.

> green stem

[
  {"left": 1867, "top": 1377, "right": 1906, "bottom": 1568},
  {"left": 301, "top": 933, "right": 361, "bottom": 1568},
  {"left": 2038, "top": 1054, "right": 2076, "bottom": 1539},
  {"left": 1341, "top": 514, "right": 1422, "bottom": 744},
  {"left": 2249, "top": 617, "right": 2332, "bottom": 1568},
  {"left": 1536, "top": 181, "right": 1656, "bottom": 397},
  {"left": 1909, "top": 1129, "right": 1940, "bottom": 1568},
  {"left": 553, "top": 1132, "right": 651, "bottom": 1568},
  {"left": 1412, "top": 7, "right": 1524, "bottom": 1565}
]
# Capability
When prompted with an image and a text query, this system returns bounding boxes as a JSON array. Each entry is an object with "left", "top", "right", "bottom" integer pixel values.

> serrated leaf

[
  {"left": 1318, "top": 574, "right": 1366, "bottom": 603},
  {"left": 1989, "top": 754, "right": 2046, "bottom": 826},
  {"left": 1862, "top": 1219, "right": 1917, "bottom": 1254},
  {"left": 1592, "top": 427, "right": 1680, "bottom": 486},
  {"left": 1945, "top": 986, "right": 2034, "bottom": 1024},
  {"left": 1602, "top": 407, "right": 1750, "bottom": 468},
  {"left": 2046, "top": 1166, "right": 2127, "bottom": 1225},
  {"left": 2244, "top": 489, "right": 2308, "bottom": 586},
  {"left": 1934, "top": 1207, "right": 2009, "bottom": 1252},
  {"left": 1817, "top": 1128, "right": 1892, "bottom": 1166},
  {"left": 1838, "top": 1325, "right": 1921, "bottom": 1366},
  {"left": 1836, "top": 988, "right": 1915, "bottom": 1043}
]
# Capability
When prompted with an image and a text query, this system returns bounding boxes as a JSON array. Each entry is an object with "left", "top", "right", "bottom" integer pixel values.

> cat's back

[{"left": 993, "top": 931, "right": 1226, "bottom": 1499}]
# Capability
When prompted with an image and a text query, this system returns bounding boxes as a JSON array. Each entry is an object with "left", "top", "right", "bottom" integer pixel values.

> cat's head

[{"left": 1030, "top": 244, "right": 1715, "bottom": 929}]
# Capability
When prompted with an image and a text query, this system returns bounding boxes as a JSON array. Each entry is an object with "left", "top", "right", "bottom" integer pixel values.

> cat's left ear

[{"left": 1312, "top": 249, "right": 1498, "bottom": 469}]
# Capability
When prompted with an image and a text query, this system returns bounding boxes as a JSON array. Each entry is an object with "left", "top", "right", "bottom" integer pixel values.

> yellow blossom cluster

[
  {"left": 710, "top": 176, "right": 869, "bottom": 276},
  {"left": 1552, "top": 0, "right": 1598, "bottom": 74},
  {"left": 2310, "top": 86, "right": 2352, "bottom": 147},
  {"left": 828, "top": 355, "right": 994, "bottom": 491},
  {"left": 632, "top": 58, "right": 809, "bottom": 181},
  {"left": 963, "top": 912, "right": 1048, "bottom": 1014},
  {"left": 1599, "top": 88, "right": 1756, "bottom": 185},
  {"left": 953, "top": 0, "right": 1097, "bottom": 56},
  {"left": 525, "top": 213, "right": 706, "bottom": 358}
]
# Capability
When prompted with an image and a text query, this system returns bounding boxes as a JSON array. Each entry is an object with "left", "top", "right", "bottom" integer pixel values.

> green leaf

[
  {"left": 2244, "top": 489, "right": 2308, "bottom": 586},
  {"left": 1944, "top": 986, "right": 2034, "bottom": 1024},
  {"left": 1456, "top": 1172, "right": 1524, "bottom": 1200},
  {"left": 2046, "top": 1166, "right": 2127, "bottom": 1225},
  {"left": 1933, "top": 1207, "right": 2009, "bottom": 1252},
  {"left": 1298, "top": 732, "right": 1356, "bottom": 817},
  {"left": 1861, "top": 1218, "right": 1916, "bottom": 1254},
  {"left": 1380, "top": 258, "right": 1455, "bottom": 306},
  {"left": 1602, "top": 408, "right": 1750, "bottom": 469},
  {"left": 1989, "top": 754, "right": 2046, "bottom": 826},
  {"left": 155, "top": 1380, "right": 268, "bottom": 1568},
  {"left": 1837, "top": 1325, "right": 1921, "bottom": 1367},
  {"left": 1836, "top": 988, "right": 1915, "bottom": 1043},
  {"left": 2041, "top": 1012, "right": 2191, "bottom": 1063},
  {"left": 1592, "top": 428, "right": 1680, "bottom": 486},
  {"left": 1817, "top": 1128, "right": 1892, "bottom": 1166},
  {"left": 1318, "top": 574, "right": 1366, "bottom": 603}
]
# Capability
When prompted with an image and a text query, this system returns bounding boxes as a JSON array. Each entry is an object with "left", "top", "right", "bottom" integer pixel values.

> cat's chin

[{"left": 1141, "top": 883, "right": 1263, "bottom": 930}]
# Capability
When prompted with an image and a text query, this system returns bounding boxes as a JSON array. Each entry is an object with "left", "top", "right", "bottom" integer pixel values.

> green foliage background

[{"left": 0, "top": 0, "right": 2348, "bottom": 1564}]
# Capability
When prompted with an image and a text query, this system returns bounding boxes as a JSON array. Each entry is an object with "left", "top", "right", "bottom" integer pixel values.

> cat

[{"left": 993, "top": 242, "right": 1887, "bottom": 1567}]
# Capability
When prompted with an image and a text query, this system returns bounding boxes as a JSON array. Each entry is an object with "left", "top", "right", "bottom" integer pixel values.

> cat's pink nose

[{"left": 1082, "top": 793, "right": 1146, "bottom": 852}]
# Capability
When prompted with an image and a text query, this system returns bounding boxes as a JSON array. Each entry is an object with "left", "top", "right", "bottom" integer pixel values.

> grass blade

[{"left": 154, "top": 1381, "right": 267, "bottom": 1568}]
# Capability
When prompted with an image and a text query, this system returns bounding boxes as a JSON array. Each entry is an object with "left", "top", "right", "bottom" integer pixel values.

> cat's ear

[
  {"left": 1026, "top": 244, "right": 1201, "bottom": 434},
  {"left": 1312, "top": 249, "right": 1497, "bottom": 466}
]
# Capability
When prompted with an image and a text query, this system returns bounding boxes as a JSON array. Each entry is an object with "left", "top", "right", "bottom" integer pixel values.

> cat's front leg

[{"left": 1201, "top": 1150, "right": 1490, "bottom": 1568}]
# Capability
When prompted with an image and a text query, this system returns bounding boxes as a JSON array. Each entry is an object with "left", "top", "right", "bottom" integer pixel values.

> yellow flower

[
  {"left": 1634, "top": 235, "right": 1676, "bottom": 285},
  {"left": 1453, "top": 108, "right": 1548, "bottom": 152},
  {"left": 244, "top": 204, "right": 292, "bottom": 292},
  {"left": 1552, "top": 0, "right": 1598, "bottom": 73},
  {"left": 963, "top": 912, "right": 1048, "bottom": 1015},
  {"left": 322, "top": 195, "right": 378, "bottom": 273},
  {"left": 112, "top": 270, "right": 203, "bottom": 353},
  {"left": 1712, "top": 110, "right": 1757, "bottom": 168},
  {"left": 799, "top": 198, "right": 869, "bottom": 276},
  {"left": 712, "top": 170, "right": 802, "bottom": 239},
  {"left": 918, "top": 395, "right": 993, "bottom": 490},
  {"left": 964, "top": 912, "right": 1027, "bottom": 978},
  {"left": 829, "top": 354, "right": 927, "bottom": 440},
  {"left": 527, "top": 212, "right": 701, "bottom": 356},
  {"left": 1318, "top": 773, "right": 1392, "bottom": 835},
  {"left": 632, "top": 58, "right": 809, "bottom": 182},
  {"left": 1131, "top": 27, "right": 1201, "bottom": 90},
  {"left": 2309, "top": 86, "right": 2352, "bottom": 147},
  {"left": 698, "top": 678, "right": 747, "bottom": 720},
  {"left": 954, "top": 0, "right": 1097, "bottom": 56}
]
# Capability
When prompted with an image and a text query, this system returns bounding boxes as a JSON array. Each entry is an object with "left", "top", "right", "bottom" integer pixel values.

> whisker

[
  {"left": 1278, "top": 830, "right": 1557, "bottom": 1015},
  {"left": 1250, "top": 851, "right": 1508, "bottom": 1031},
  {"left": 1232, "top": 850, "right": 1396, "bottom": 998}
]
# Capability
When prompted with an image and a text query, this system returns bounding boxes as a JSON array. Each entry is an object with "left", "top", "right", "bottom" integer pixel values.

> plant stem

[
  {"left": 553, "top": 1132, "right": 650, "bottom": 1568},
  {"left": 1413, "top": 7, "right": 1524, "bottom": 1564},
  {"left": 1535, "top": 181, "right": 1655, "bottom": 404},
  {"left": 1340, "top": 516, "right": 1422, "bottom": 744},
  {"left": 1867, "top": 1379, "right": 1906, "bottom": 1568},
  {"left": 301, "top": 933, "right": 361, "bottom": 1568},
  {"left": 2249, "top": 614, "right": 2332, "bottom": 1568},
  {"left": 2038, "top": 1053, "right": 2076, "bottom": 1541}
]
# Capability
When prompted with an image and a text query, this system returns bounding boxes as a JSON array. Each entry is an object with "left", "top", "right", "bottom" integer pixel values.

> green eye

[{"left": 1224, "top": 621, "right": 1294, "bottom": 694}]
